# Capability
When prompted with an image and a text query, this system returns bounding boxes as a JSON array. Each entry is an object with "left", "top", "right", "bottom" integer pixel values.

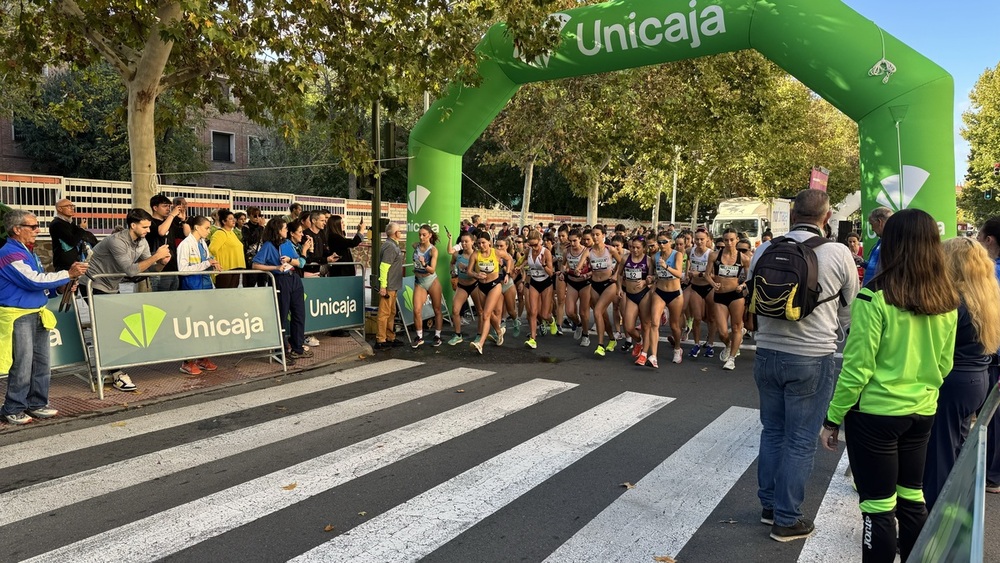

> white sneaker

[
  {"left": 580, "top": 336, "right": 591, "bottom": 347},
  {"left": 574, "top": 326, "right": 583, "bottom": 340},
  {"left": 305, "top": 336, "right": 320, "bottom": 347},
  {"left": 497, "top": 326, "right": 506, "bottom": 346},
  {"left": 112, "top": 371, "right": 138, "bottom": 392},
  {"left": 673, "top": 349, "right": 683, "bottom": 364},
  {"left": 720, "top": 347, "right": 731, "bottom": 362},
  {"left": 723, "top": 358, "right": 736, "bottom": 371}
]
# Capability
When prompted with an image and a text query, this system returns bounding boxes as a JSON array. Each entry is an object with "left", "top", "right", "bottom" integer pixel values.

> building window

[
  {"left": 248, "top": 136, "right": 270, "bottom": 164},
  {"left": 212, "top": 131, "right": 235, "bottom": 162}
]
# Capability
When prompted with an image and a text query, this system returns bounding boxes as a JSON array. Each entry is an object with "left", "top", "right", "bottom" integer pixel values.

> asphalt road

[{"left": 1, "top": 330, "right": 998, "bottom": 562}]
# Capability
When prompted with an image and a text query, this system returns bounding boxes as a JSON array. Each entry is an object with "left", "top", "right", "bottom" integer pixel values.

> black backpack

[{"left": 748, "top": 233, "right": 839, "bottom": 321}]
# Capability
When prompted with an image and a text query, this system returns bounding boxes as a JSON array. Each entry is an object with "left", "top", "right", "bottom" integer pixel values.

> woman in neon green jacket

[{"left": 820, "top": 208, "right": 959, "bottom": 563}]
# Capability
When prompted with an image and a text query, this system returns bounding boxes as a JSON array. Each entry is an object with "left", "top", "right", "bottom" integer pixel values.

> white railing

[{"left": 0, "top": 172, "right": 643, "bottom": 236}]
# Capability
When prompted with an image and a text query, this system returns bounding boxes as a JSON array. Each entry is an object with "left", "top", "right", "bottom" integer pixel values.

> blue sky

[{"left": 842, "top": 0, "right": 999, "bottom": 184}]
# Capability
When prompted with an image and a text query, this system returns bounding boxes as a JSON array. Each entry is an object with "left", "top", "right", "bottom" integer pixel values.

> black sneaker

[
  {"left": 770, "top": 518, "right": 815, "bottom": 542},
  {"left": 411, "top": 336, "right": 425, "bottom": 349},
  {"left": 432, "top": 335, "right": 442, "bottom": 347},
  {"left": 761, "top": 508, "right": 774, "bottom": 525},
  {"left": 389, "top": 339, "right": 405, "bottom": 347}
]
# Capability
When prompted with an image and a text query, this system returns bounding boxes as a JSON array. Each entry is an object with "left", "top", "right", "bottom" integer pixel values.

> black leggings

[{"left": 844, "top": 410, "right": 934, "bottom": 563}]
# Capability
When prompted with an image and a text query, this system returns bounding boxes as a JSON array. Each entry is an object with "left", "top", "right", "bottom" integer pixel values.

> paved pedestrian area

[{"left": 0, "top": 332, "right": 370, "bottom": 431}]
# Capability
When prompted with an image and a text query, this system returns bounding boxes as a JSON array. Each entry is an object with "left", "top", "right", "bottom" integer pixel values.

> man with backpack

[{"left": 746, "top": 189, "right": 858, "bottom": 543}]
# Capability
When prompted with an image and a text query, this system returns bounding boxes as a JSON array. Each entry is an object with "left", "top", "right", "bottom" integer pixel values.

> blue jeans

[
  {"left": 150, "top": 273, "right": 179, "bottom": 292},
  {"left": 754, "top": 348, "right": 835, "bottom": 526},
  {"left": 2, "top": 313, "right": 52, "bottom": 416}
]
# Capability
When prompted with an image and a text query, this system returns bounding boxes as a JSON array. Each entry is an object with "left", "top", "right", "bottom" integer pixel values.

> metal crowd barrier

[{"left": 84, "top": 270, "right": 285, "bottom": 400}]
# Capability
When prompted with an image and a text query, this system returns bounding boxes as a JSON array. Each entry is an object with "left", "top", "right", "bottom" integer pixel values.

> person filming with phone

[{"left": 326, "top": 215, "right": 365, "bottom": 277}]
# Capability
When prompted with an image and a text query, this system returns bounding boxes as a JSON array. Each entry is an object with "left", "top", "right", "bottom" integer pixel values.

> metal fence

[{"left": 0, "top": 172, "right": 643, "bottom": 237}]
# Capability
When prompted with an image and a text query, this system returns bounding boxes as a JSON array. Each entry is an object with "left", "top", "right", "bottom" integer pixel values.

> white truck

[{"left": 711, "top": 198, "right": 791, "bottom": 246}]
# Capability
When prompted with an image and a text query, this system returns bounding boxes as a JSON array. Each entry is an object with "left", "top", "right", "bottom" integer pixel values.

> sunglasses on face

[
  {"left": 19, "top": 223, "right": 41, "bottom": 230},
  {"left": 657, "top": 240, "right": 669, "bottom": 245}
]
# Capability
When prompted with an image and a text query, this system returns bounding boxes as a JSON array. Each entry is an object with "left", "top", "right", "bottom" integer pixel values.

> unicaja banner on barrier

[
  {"left": 91, "top": 288, "right": 282, "bottom": 369},
  {"left": 302, "top": 276, "right": 364, "bottom": 333},
  {"left": 46, "top": 296, "right": 86, "bottom": 369}
]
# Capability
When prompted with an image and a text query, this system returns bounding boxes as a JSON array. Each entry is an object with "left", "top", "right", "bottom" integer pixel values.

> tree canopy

[
  {"left": 959, "top": 62, "right": 1000, "bottom": 225},
  {"left": 0, "top": 0, "right": 568, "bottom": 206}
]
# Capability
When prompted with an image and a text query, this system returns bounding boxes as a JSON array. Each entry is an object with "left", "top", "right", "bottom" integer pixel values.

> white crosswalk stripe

[
  {"left": 291, "top": 391, "right": 673, "bottom": 563},
  {"left": 798, "top": 450, "right": 860, "bottom": 562},
  {"left": 1, "top": 359, "right": 866, "bottom": 563},
  {"left": 544, "top": 406, "right": 763, "bottom": 562},
  {"left": 0, "top": 359, "right": 422, "bottom": 469},
  {"left": 25, "top": 377, "right": 577, "bottom": 563},
  {"left": 0, "top": 367, "right": 493, "bottom": 527}
]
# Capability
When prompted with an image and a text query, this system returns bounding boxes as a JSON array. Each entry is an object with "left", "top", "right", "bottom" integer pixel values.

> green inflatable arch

[{"left": 407, "top": 0, "right": 954, "bottom": 264}]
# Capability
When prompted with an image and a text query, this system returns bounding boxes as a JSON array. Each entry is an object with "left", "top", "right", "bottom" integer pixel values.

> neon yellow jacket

[
  {"left": 0, "top": 306, "right": 57, "bottom": 374},
  {"left": 826, "top": 288, "right": 957, "bottom": 426}
]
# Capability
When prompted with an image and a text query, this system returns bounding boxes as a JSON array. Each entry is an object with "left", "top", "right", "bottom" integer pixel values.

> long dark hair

[
  {"left": 262, "top": 217, "right": 287, "bottom": 248},
  {"left": 328, "top": 214, "right": 345, "bottom": 237},
  {"left": 870, "top": 208, "right": 958, "bottom": 315}
]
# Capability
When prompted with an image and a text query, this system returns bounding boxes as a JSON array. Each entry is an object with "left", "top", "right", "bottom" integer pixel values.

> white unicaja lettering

[
  {"left": 700, "top": 4, "right": 726, "bottom": 36},
  {"left": 663, "top": 12, "right": 688, "bottom": 44},
  {"left": 578, "top": 21, "right": 603, "bottom": 56},
  {"left": 173, "top": 313, "right": 265, "bottom": 341},
  {"left": 626, "top": 13, "right": 639, "bottom": 49},
  {"left": 407, "top": 222, "right": 440, "bottom": 234},
  {"left": 639, "top": 18, "right": 663, "bottom": 46},
  {"left": 576, "top": 3, "right": 725, "bottom": 55},
  {"left": 687, "top": 1, "right": 702, "bottom": 48},
  {"left": 49, "top": 329, "right": 62, "bottom": 347}
]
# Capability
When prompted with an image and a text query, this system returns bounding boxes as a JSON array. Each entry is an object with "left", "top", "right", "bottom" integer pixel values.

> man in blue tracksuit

[{"left": 0, "top": 210, "right": 88, "bottom": 424}]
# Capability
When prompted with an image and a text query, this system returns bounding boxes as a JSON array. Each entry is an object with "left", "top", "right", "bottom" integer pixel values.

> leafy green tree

[
  {"left": 960, "top": 63, "right": 1000, "bottom": 224},
  {"left": 1, "top": 0, "right": 566, "bottom": 207},
  {"left": 13, "top": 62, "right": 204, "bottom": 181}
]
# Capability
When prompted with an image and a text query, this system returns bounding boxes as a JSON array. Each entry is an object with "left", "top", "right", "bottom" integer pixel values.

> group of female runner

[{"left": 406, "top": 222, "right": 753, "bottom": 369}]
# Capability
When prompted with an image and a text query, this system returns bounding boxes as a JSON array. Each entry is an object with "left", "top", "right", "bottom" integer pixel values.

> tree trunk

[
  {"left": 127, "top": 2, "right": 181, "bottom": 207},
  {"left": 519, "top": 156, "right": 535, "bottom": 228},
  {"left": 348, "top": 173, "right": 358, "bottom": 199},
  {"left": 651, "top": 189, "right": 660, "bottom": 228},
  {"left": 587, "top": 176, "right": 599, "bottom": 225},
  {"left": 128, "top": 86, "right": 160, "bottom": 207}
]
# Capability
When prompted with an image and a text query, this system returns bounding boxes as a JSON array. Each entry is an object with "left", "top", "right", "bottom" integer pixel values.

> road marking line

[
  {"left": 291, "top": 391, "right": 674, "bottom": 563},
  {"left": 0, "top": 367, "right": 493, "bottom": 527},
  {"left": 0, "top": 359, "right": 422, "bottom": 469},
  {"left": 544, "top": 406, "right": 762, "bottom": 562},
  {"left": 24, "top": 378, "right": 578, "bottom": 563},
  {"left": 798, "top": 450, "right": 860, "bottom": 562}
]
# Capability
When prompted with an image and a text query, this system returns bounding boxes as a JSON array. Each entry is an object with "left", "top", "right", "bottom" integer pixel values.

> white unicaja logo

[
  {"left": 872, "top": 165, "right": 943, "bottom": 235},
  {"left": 876, "top": 165, "right": 929, "bottom": 212},
  {"left": 408, "top": 185, "right": 431, "bottom": 214},
  {"left": 514, "top": 13, "right": 572, "bottom": 68}
]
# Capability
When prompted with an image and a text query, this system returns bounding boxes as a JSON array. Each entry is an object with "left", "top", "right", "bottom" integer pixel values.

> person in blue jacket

[
  {"left": 861, "top": 207, "right": 892, "bottom": 286},
  {"left": 0, "top": 210, "right": 88, "bottom": 424}
]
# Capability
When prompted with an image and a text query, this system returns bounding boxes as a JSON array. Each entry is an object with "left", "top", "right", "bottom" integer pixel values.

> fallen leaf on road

[
  {"left": 324, "top": 524, "right": 335, "bottom": 532},
  {"left": 110, "top": 422, "right": 127, "bottom": 427},
  {"left": 700, "top": 368, "right": 708, "bottom": 372},
  {"left": 653, "top": 556, "right": 676, "bottom": 562},
  {"left": 276, "top": 406, "right": 287, "bottom": 411},
  {"left": 282, "top": 483, "right": 298, "bottom": 490},
  {"left": 358, "top": 511, "right": 367, "bottom": 516},
  {"left": 621, "top": 482, "right": 636, "bottom": 490},
  {"left": 718, "top": 518, "right": 737, "bottom": 524},
  {"left": 456, "top": 389, "right": 465, "bottom": 393}
]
